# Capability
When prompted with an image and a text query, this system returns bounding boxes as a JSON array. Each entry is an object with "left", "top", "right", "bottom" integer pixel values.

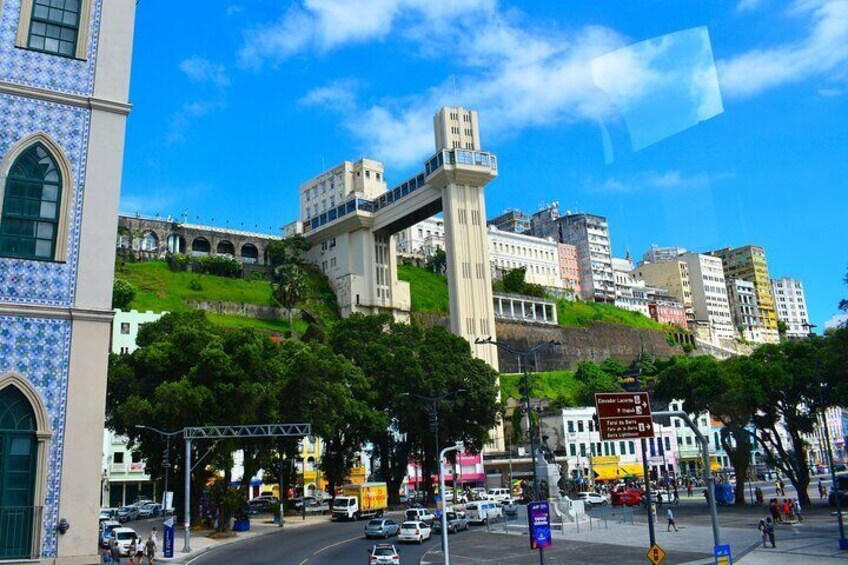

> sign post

[
  {"left": 647, "top": 543, "right": 666, "bottom": 565},
  {"left": 163, "top": 516, "right": 174, "bottom": 559},
  {"left": 714, "top": 544, "right": 732, "bottom": 565},
  {"left": 527, "top": 501, "right": 552, "bottom": 551},
  {"left": 595, "top": 393, "right": 656, "bottom": 549}
]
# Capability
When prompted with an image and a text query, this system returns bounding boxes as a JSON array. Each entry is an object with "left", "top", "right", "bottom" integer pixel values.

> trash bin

[{"left": 233, "top": 518, "right": 250, "bottom": 532}]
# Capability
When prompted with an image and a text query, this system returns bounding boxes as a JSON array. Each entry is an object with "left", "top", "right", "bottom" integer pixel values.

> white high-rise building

[
  {"left": 560, "top": 213, "right": 616, "bottom": 303},
  {"left": 639, "top": 245, "right": 687, "bottom": 266},
  {"left": 726, "top": 279, "right": 764, "bottom": 343},
  {"left": 434, "top": 107, "right": 480, "bottom": 151},
  {"left": 612, "top": 257, "right": 650, "bottom": 316},
  {"left": 771, "top": 277, "right": 810, "bottom": 339},
  {"left": 680, "top": 253, "right": 736, "bottom": 341}
]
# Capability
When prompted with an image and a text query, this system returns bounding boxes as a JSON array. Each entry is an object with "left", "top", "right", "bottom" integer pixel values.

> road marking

[{"left": 299, "top": 535, "right": 361, "bottom": 564}]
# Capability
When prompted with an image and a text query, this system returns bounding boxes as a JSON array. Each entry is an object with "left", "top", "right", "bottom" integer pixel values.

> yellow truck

[{"left": 332, "top": 482, "right": 388, "bottom": 520}]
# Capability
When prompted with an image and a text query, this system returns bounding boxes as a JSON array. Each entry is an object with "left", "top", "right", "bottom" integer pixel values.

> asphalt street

[{"left": 189, "top": 511, "right": 437, "bottom": 565}]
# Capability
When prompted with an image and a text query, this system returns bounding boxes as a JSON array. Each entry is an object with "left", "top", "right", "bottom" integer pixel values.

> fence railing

[{"left": 0, "top": 506, "right": 42, "bottom": 560}]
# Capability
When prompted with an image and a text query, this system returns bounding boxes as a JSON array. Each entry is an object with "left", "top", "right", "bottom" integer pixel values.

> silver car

[{"left": 364, "top": 518, "right": 399, "bottom": 539}]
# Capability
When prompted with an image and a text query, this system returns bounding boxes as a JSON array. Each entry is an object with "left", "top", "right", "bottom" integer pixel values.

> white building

[
  {"left": 771, "top": 277, "right": 810, "bottom": 339},
  {"left": 612, "top": 257, "right": 650, "bottom": 316},
  {"left": 726, "top": 279, "right": 764, "bottom": 343},
  {"left": 111, "top": 309, "right": 165, "bottom": 354},
  {"left": 488, "top": 226, "right": 561, "bottom": 289},
  {"left": 560, "top": 213, "right": 616, "bottom": 303},
  {"left": 667, "top": 401, "right": 716, "bottom": 475},
  {"left": 639, "top": 245, "right": 687, "bottom": 266},
  {"left": 397, "top": 217, "right": 444, "bottom": 257},
  {"left": 680, "top": 253, "right": 736, "bottom": 341}
]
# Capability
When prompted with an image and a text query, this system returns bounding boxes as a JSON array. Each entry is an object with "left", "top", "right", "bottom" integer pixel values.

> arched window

[
  {"left": 191, "top": 237, "right": 210, "bottom": 255},
  {"left": 0, "top": 144, "right": 62, "bottom": 260},
  {"left": 216, "top": 240, "right": 235, "bottom": 256},
  {"left": 241, "top": 243, "right": 259, "bottom": 264},
  {"left": 166, "top": 234, "right": 185, "bottom": 254},
  {"left": 0, "top": 386, "right": 37, "bottom": 559},
  {"left": 139, "top": 231, "right": 159, "bottom": 253}
]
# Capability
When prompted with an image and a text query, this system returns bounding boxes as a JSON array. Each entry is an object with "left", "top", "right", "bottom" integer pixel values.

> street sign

[
  {"left": 163, "top": 516, "right": 174, "bottom": 558},
  {"left": 527, "top": 501, "right": 552, "bottom": 550},
  {"left": 714, "top": 544, "right": 732, "bottom": 565},
  {"left": 595, "top": 393, "right": 654, "bottom": 441},
  {"left": 647, "top": 543, "right": 666, "bottom": 565}
]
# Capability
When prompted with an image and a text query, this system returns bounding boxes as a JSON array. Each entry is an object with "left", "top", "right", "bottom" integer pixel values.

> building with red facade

[{"left": 557, "top": 243, "right": 581, "bottom": 296}]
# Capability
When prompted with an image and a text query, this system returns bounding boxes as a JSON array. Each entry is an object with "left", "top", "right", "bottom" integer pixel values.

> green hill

[
  {"left": 500, "top": 370, "right": 579, "bottom": 403},
  {"left": 115, "top": 261, "right": 327, "bottom": 333},
  {"left": 397, "top": 263, "right": 450, "bottom": 314}
]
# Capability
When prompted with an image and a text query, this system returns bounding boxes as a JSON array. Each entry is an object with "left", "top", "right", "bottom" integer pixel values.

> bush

[
  {"left": 194, "top": 255, "right": 242, "bottom": 278},
  {"left": 166, "top": 253, "right": 191, "bottom": 272},
  {"left": 188, "top": 278, "right": 203, "bottom": 291},
  {"left": 112, "top": 278, "right": 136, "bottom": 309}
]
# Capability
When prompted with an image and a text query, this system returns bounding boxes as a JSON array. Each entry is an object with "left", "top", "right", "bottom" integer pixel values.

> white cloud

[
  {"left": 825, "top": 313, "right": 847, "bottom": 329},
  {"left": 818, "top": 86, "right": 843, "bottom": 96},
  {"left": 226, "top": 5, "right": 244, "bottom": 16},
  {"left": 299, "top": 80, "right": 359, "bottom": 112},
  {"left": 179, "top": 57, "right": 230, "bottom": 88},
  {"left": 591, "top": 170, "right": 727, "bottom": 193},
  {"left": 165, "top": 101, "right": 226, "bottom": 146},
  {"left": 719, "top": 0, "right": 848, "bottom": 98},
  {"left": 736, "top": 0, "right": 764, "bottom": 12}
]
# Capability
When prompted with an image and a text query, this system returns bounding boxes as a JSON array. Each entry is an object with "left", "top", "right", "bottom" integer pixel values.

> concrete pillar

[{"left": 542, "top": 304, "right": 548, "bottom": 323}]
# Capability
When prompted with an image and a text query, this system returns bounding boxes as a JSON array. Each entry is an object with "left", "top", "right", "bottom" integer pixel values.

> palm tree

[{"left": 272, "top": 262, "right": 307, "bottom": 335}]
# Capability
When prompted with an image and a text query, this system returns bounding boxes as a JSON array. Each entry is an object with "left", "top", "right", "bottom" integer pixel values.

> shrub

[
  {"left": 194, "top": 255, "right": 242, "bottom": 278},
  {"left": 112, "top": 278, "right": 136, "bottom": 309},
  {"left": 188, "top": 278, "right": 203, "bottom": 291},
  {"left": 166, "top": 253, "right": 191, "bottom": 272}
]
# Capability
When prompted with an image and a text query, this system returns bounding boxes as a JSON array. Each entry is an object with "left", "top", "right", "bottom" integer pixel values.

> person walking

[
  {"left": 765, "top": 517, "right": 776, "bottom": 547},
  {"left": 144, "top": 536, "right": 156, "bottom": 565},
  {"left": 794, "top": 498, "right": 803, "bottom": 522},
  {"left": 667, "top": 508, "right": 678, "bottom": 532},
  {"left": 819, "top": 480, "right": 827, "bottom": 499},
  {"left": 109, "top": 539, "right": 122, "bottom": 565},
  {"left": 755, "top": 486, "right": 764, "bottom": 505},
  {"left": 782, "top": 499, "right": 792, "bottom": 523},
  {"left": 686, "top": 481, "right": 693, "bottom": 497},
  {"left": 758, "top": 517, "right": 769, "bottom": 548},
  {"left": 127, "top": 538, "right": 137, "bottom": 565}
]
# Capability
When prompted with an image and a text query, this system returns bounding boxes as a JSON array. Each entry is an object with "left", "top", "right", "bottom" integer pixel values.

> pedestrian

[
  {"left": 144, "top": 536, "right": 156, "bottom": 565},
  {"left": 758, "top": 517, "right": 768, "bottom": 548},
  {"left": 687, "top": 482, "right": 693, "bottom": 497},
  {"left": 765, "top": 517, "right": 776, "bottom": 547},
  {"left": 769, "top": 499, "right": 781, "bottom": 523},
  {"left": 794, "top": 498, "right": 803, "bottom": 522},
  {"left": 755, "top": 486, "right": 763, "bottom": 505},
  {"left": 673, "top": 487, "right": 679, "bottom": 504},
  {"left": 819, "top": 480, "right": 826, "bottom": 499},
  {"left": 110, "top": 539, "right": 122, "bottom": 565},
  {"left": 782, "top": 499, "right": 791, "bottom": 522},
  {"left": 128, "top": 538, "right": 137, "bottom": 565},
  {"left": 150, "top": 527, "right": 158, "bottom": 547},
  {"left": 667, "top": 508, "right": 678, "bottom": 532},
  {"left": 101, "top": 547, "right": 113, "bottom": 565}
]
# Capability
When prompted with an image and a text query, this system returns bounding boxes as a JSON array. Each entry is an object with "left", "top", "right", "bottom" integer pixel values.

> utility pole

[
  {"left": 476, "top": 337, "right": 560, "bottom": 565},
  {"left": 135, "top": 426, "right": 183, "bottom": 513},
  {"left": 641, "top": 438, "right": 656, "bottom": 547},
  {"left": 439, "top": 442, "right": 464, "bottom": 565}
]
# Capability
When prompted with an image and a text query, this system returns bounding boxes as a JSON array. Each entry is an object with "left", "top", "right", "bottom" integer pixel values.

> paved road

[{"left": 189, "top": 512, "right": 438, "bottom": 565}]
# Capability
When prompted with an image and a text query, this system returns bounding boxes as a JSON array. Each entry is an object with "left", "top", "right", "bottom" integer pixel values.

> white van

[
  {"left": 465, "top": 500, "right": 502, "bottom": 524},
  {"left": 484, "top": 488, "right": 511, "bottom": 503}
]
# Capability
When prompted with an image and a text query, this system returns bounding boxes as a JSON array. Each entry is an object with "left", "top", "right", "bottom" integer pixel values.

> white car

[
  {"left": 578, "top": 492, "right": 609, "bottom": 506},
  {"left": 398, "top": 521, "right": 431, "bottom": 544},
  {"left": 404, "top": 508, "right": 435, "bottom": 525},
  {"left": 108, "top": 527, "right": 140, "bottom": 556}
]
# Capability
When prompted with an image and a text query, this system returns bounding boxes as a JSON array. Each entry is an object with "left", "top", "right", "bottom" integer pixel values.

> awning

[
  {"left": 710, "top": 460, "right": 722, "bottom": 472},
  {"left": 593, "top": 464, "right": 620, "bottom": 481},
  {"left": 618, "top": 464, "right": 644, "bottom": 478}
]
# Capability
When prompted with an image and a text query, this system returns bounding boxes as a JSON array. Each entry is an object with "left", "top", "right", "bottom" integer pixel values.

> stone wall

[
  {"left": 494, "top": 320, "right": 682, "bottom": 373},
  {"left": 187, "top": 300, "right": 290, "bottom": 321}
]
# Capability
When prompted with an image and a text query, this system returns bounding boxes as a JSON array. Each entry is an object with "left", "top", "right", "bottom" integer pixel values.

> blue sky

[{"left": 121, "top": 0, "right": 848, "bottom": 328}]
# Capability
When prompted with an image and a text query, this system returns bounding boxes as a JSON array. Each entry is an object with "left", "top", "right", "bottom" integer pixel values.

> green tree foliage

[
  {"left": 655, "top": 356, "right": 763, "bottom": 504},
  {"left": 271, "top": 263, "right": 307, "bottom": 334},
  {"left": 493, "top": 267, "right": 545, "bottom": 298},
  {"left": 329, "top": 314, "right": 500, "bottom": 504},
  {"left": 267, "top": 235, "right": 311, "bottom": 268},
  {"left": 573, "top": 361, "right": 624, "bottom": 405},
  {"left": 425, "top": 248, "right": 447, "bottom": 274},
  {"left": 112, "top": 278, "right": 137, "bottom": 309}
]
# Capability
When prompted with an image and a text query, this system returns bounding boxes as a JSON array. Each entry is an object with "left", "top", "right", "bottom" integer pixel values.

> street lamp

[
  {"left": 803, "top": 322, "right": 848, "bottom": 550},
  {"left": 135, "top": 425, "right": 183, "bottom": 512},
  {"left": 476, "top": 337, "right": 560, "bottom": 565},
  {"left": 400, "top": 390, "right": 466, "bottom": 506},
  {"left": 439, "top": 441, "right": 464, "bottom": 565}
]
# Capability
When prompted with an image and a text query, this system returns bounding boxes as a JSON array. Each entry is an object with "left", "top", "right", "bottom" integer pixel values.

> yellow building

[{"left": 709, "top": 245, "right": 779, "bottom": 343}]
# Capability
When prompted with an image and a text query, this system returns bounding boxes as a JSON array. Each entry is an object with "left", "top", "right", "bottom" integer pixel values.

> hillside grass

[
  {"left": 500, "top": 370, "right": 580, "bottom": 403},
  {"left": 115, "top": 260, "right": 318, "bottom": 333},
  {"left": 397, "top": 263, "right": 449, "bottom": 314},
  {"left": 556, "top": 299, "right": 667, "bottom": 330}
]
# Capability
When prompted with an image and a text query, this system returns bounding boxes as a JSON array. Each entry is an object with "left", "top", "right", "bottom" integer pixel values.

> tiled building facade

[{"left": 0, "top": 1, "right": 136, "bottom": 562}]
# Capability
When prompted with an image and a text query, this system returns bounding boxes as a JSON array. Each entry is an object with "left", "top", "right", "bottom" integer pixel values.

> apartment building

[
  {"left": 631, "top": 260, "right": 695, "bottom": 324},
  {"left": 726, "top": 279, "right": 764, "bottom": 343},
  {"left": 709, "top": 246, "right": 779, "bottom": 343},
  {"left": 612, "top": 257, "right": 650, "bottom": 316},
  {"left": 680, "top": 253, "right": 736, "bottom": 341},
  {"left": 397, "top": 217, "right": 445, "bottom": 256},
  {"left": 489, "top": 226, "right": 562, "bottom": 289},
  {"left": 553, "top": 213, "right": 616, "bottom": 303},
  {"left": 771, "top": 277, "right": 811, "bottom": 339},
  {"left": 488, "top": 209, "right": 532, "bottom": 234},
  {"left": 639, "top": 245, "right": 687, "bottom": 266},
  {"left": 557, "top": 243, "right": 581, "bottom": 296}
]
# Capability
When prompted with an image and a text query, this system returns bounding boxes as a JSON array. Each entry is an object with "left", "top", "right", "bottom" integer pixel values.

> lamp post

[
  {"left": 803, "top": 322, "right": 847, "bottom": 550},
  {"left": 135, "top": 426, "right": 183, "bottom": 512},
  {"left": 439, "top": 442, "right": 464, "bottom": 565},
  {"left": 401, "top": 390, "right": 466, "bottom": 509},
  {"left": 476, "top": 337, "right": 560, "bottom": 565}
]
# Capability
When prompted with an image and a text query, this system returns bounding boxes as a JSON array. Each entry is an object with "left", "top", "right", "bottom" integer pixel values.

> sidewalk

[{"left": 129, "top": 514, "right": 331, "bottom": 564}]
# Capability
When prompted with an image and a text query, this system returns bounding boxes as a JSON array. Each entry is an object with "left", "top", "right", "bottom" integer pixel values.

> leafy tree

[
  {"left": 267, "top": 235, "right": 311, "bottom": 268},
  {"left": 426, "top": 248, "right": 447, "bottom": 274},
  {"left": 655, "top": 356, "right": 763, "bottom": 504},
  {"left": 271, "top": 263, "right": 307, "bottom": 334},
  {"left": 573, "top": 361, "right": 623, "bottom": 405},
  {"left": 839, "top": 268, "right": 848, "bottom": 314},
  {"left": 112, "top": 278, "right": 136, "bottom": 309}
]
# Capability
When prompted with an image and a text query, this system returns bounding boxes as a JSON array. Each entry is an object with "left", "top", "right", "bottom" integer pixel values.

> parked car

[
  {"left": 368, "top": 543, "right": 401, "bottom": 565},
  {"left": 108, "top": 527, "right": 140, "bottom": 556},
  {"left": 432, "top": 511, "right": 469, "bottom": 534},
  {"left": 404, "top": 508, "right": 436, "bottom": 526},
  {"left": 138, "top": 502, "right": 161, "bottom": 518},
  {"left": 469, "top": 487, "right": 487, "bottom": 500},
  {"left": 398, "top": 521, "right": 431, "bottom": 544},
  {"left": 465, "top": 501, "right": 503, "bottom": 524},
  {"left": 364, "top": 518, "right": 400, "bottom": 539},
  {"left": 483, "top": 488, "right": 511, "bottom": 503},
  {"left": 611, "top": 489, "right": 643, "bottom": 507},
  {"left": 99, "top": 508, "right": 118, "bottom": 523},
  {"left": 578, "top": 492, "right": 608, "bottom": 506},
  {"left": 116, "top": 506, "right": 139, "bottom": 523},
  {"left": 100, "top": 520, "right": 122, "bottom": 549}
]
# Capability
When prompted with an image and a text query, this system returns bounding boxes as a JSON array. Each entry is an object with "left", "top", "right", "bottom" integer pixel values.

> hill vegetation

[
  {"left": 499, "top": 370, "right": 579, "bottom": 403},
  {"left": 397, "top": 263, "right": 450, "bottom": 314}
]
